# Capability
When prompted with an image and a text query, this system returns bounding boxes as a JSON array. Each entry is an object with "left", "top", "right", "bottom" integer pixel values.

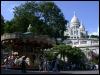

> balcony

[{"left": 73, "top": 42, "right": 99, "bottom": 47}]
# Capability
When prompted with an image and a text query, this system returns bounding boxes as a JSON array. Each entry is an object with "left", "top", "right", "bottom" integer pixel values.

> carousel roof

[{"left": 23, "top": 32, "right": 33, "bottom": 35}]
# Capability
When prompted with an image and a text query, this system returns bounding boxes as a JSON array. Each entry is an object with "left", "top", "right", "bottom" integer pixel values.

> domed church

[
  {"left": 64, "top": 12, "right": 99, "bottom": 57},
  {"left": 64, "top": 12, "right": 88, "bottom": 39}
]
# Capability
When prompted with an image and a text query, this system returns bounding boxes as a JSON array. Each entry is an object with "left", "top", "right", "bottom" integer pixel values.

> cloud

[
  {"left": 91, "top": 32, "right": 99, "bottom": 35},
  {"left": 89, "top": 27, "right": 99, "bottom": 36}
]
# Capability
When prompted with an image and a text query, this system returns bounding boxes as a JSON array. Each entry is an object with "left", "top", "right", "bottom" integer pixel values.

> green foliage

[
  {"left": 69, "top": 47, "right": 86, "bottom": 63},
  {"left": 38, "top": 2, "right": 67, "bottom": 38},
  {"left": 45, "top": 51, "right": 55, "bottom": 61},
  {"left": 92, "top": 55, "right": 99, "bottom": 64},
  {"left": 4, "top": 20, "right": 15, "bottom": 33},
  {"left": 1, "top": 14, "right": 5, "bottom": 34},
  {"left": 4, "top": 1, "right": 67, "bottom": 40},
  {"left": 90, "top": 35, "right": 99, "bottom": 39},
  {"left": 13, "top": 1, "right": 39, "bottom": 32},
  {"left": 51, "top": 44, "right": 86, "bottom": 64}
]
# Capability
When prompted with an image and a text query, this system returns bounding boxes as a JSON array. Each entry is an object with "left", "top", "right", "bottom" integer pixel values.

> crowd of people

[
  {"left": 1, "top": 52, "right": 60, "bottom": 73},
  {"left": 1, "top": 51, "right": 98, "bottom": 73},
  {"left": 39, "top": 57, "right": 60, "bottom": 72},
  {"left": 1, "top": 51, "right": 30, "bottom": 72}
]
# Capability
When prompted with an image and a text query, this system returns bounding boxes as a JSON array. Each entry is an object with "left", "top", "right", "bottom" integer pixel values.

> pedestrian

[
  {"left": 52, "top": 58, "right": 56, "bottom": 71},
  {"left": 53, "top": 59, "right": 59, "bottom": 72},
  {"left": 40, "top": 59, "right": 44, "bottom": 71},
  {"left": 43, "top": 59, "right": 47, "bottom": 71},
  {"left": 95, "top": 64, "right": 98, "bottom": 70},
  {"left": 49, "top": 61, "right": 52, "bottom": 71},
  {"left": 21, "top": 56, "right": 27, "bottom": 73},
  {"left": 47, "top": 61, "right": 50, "bottom": 71},
  {"left": 5, "top": 58, "right": 9, "bottom": 70},
  {"left": 39, "top": 56, "right": 43, "bottom": 71}
]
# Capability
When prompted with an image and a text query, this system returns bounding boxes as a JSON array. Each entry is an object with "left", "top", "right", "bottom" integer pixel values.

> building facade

[
  {"left": 64, "top": 12, "right": 88, "bottom": 39},
  {"left": 64, "top": 12, "right": 99, "bottom": 56}
]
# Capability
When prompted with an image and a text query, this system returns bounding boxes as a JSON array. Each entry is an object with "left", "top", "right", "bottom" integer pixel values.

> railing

[
  {"left": 73, "top": 42, "right": 99, "bottom": 47},
  {"left": 1, "top": 33, "right": 22, "bottom": 41}
]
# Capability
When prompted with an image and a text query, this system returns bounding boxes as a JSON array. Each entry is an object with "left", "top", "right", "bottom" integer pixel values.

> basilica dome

[
  {"left": 79, "top": 21, "right": 85, "bottom": 31},
  {"left": 71, "top": 15, "right": 80, "bottom": 23},
  {"left": 70, "top": 12, "right": 80, "bottom": 27},
  {"left": 80, "top": 25, "right": 85, "bottom": 31}
]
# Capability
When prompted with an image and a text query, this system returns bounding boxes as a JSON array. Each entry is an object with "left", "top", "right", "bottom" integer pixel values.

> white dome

[
  {"left": 80, "top": 25, "right": 84, "bottom": 29},
  {"left": 79, "top": 21, "right": 85, "bottom": 30},
  {"left": 80, "top": 26, "right": 85, "bottom": 31},
  {"left": 71, "top": 12, "right": 80, "bottom": 23},
  {"left": 71, "top": 15, "right": 80, "bottom": 23}
]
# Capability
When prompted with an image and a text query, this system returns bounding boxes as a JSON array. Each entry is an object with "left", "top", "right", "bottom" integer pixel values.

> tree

[
  {"left": 70, "top": 47, "right": 86, "bottom": 63},
  {"left": 1, "top": 14, "right": 5, "bottom": 34},
  {"left": 90, "top": 35, "right": 99, "bottom": 39},
  {"left": 52, "top": 44, "right": 69, "bottom": 62},
  {"left": 13, "top": 1, "right": 39, "bottom": 32},
  {"left": 45, "top": 51, "right": 55, "bottom": 61},
  {"left": 52, "top": 44, "right": 86, "bottom": 64},
  {"left": 38, "top": 1, "right": 67, "bottom": 41},
  {"left": 51, "top": 45, "right": 86, "bottom": 70},
  {"left": 92, "top": 55, "right": 99, "bottom": 64},
  {"left": 4, "top": 19, "right": 15, "bottom": 33},
  {"left": 13, "top": 1, "right": 67, "bottom": 40}
]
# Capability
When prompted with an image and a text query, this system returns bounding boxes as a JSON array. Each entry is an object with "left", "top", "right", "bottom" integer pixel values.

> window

[
  {"left": 74, "top": 37, "right": 76, "bottom": 38},
  {"left": 71, "top": 30, "right": 73, "bottom": 35},
  {"left": 74, "top": 31, "right": 76, "bottom": 34},
  {"left": 71, "top": 37, "right": 73, "bottom": 38},
  {"left": 76, "top": 31, "right": 78, "bottom": 35}
]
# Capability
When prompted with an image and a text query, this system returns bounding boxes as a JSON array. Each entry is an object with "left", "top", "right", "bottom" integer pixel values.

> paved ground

[{"left": 1, "top": 69, "right": 99, "bottom": 74}]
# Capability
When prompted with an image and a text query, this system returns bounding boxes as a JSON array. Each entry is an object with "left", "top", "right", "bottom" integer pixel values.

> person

[
  {"left": 39, "top": 58, "right": 44, "bottom": 71},
  {"left": 9, "top": 55, "right": 14, "bottom": 68},
  {"left": 95, "top": 64, "right": 98, "bottom": 70},
  {"left": 46, "top": 61, "right": 50, "bottom": 71},
  {"left": 53, "top": 59, "right": 59, "bottom": 72},
  {"left": 5, "top": 58, "right": 9, "bottom": 70},
  {"left": 51, "top": 58, "right": 56, "bottom": 71},
  {"left": 92, "top": 64, "right": 96, "bottom": 70},
  {"left": 21, "top": 56, "right": 27, "bottom": 73},
  {"left": 43, "top": 59, "right": 47, "bottom": 71}
]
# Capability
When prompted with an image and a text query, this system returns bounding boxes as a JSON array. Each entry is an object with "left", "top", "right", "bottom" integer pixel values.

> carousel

[{"left": 1, "top": 24, "right": 56, "bottom": 69}]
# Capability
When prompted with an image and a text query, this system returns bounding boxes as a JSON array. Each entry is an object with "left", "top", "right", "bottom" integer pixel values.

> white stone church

[
  {"left": 64, "top": 12, "right": 88, "bottom": 39},
  {"left": 64, "top": 12, "right": 99, "bottom": 58}
]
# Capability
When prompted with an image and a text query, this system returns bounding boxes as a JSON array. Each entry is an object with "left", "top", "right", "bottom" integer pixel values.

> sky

[{"left": 1, "top": 1, "right": 99, "bottom": 35}]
